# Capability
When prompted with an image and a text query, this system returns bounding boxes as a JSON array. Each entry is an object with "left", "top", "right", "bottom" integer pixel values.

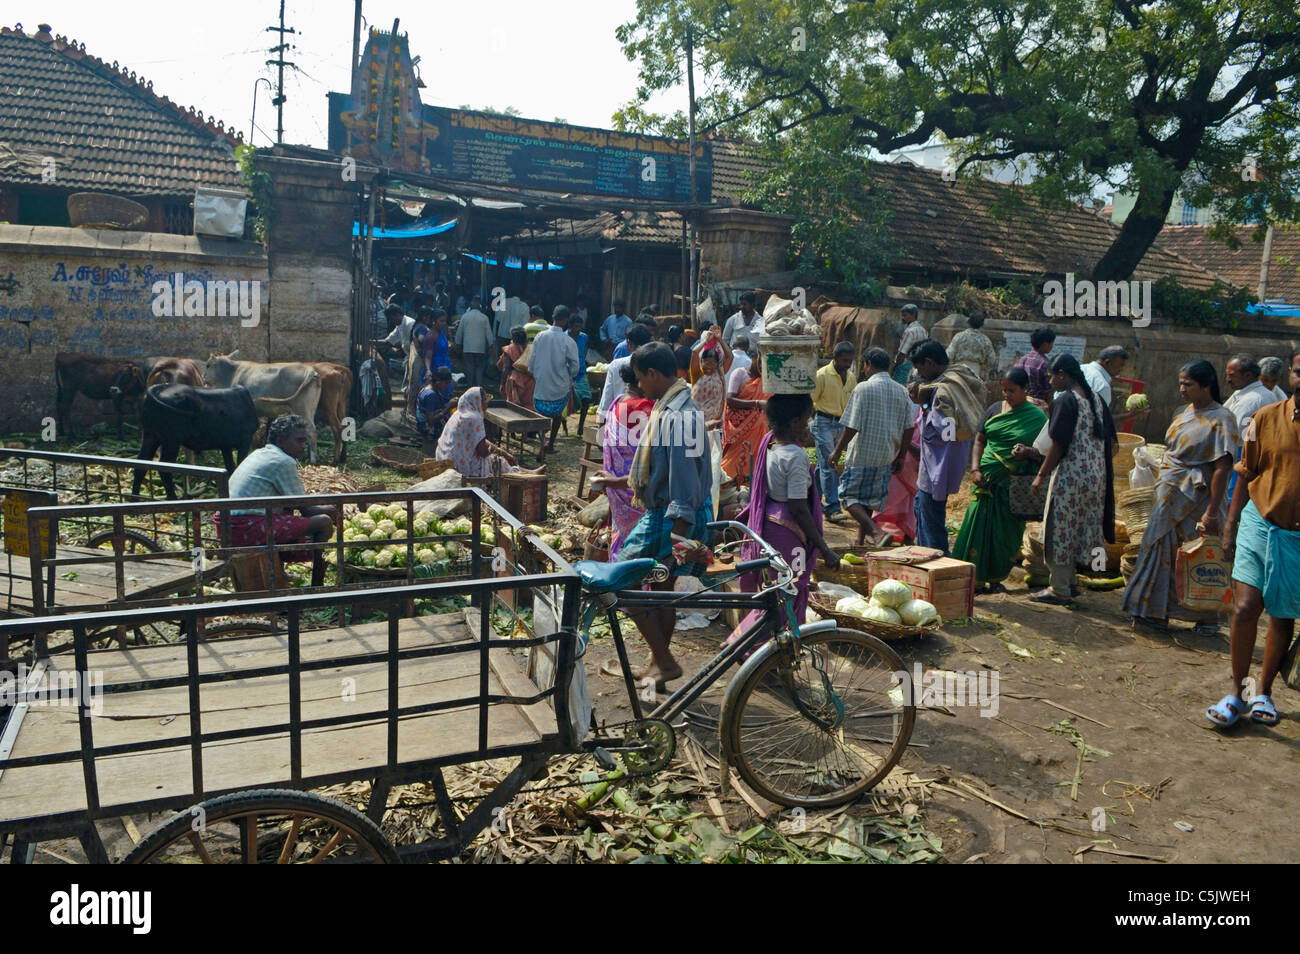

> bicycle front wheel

[{"left": 723, "top": 627, "right": 915, "bottom": 808}]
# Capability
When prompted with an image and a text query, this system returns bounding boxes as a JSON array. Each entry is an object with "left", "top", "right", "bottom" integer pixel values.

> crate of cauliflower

[
  {"left": 810, "top": 578, "right": 941, "bottom": 639},
  {"left": 336, "top": 504, "right": 496, "bottom": 579}
]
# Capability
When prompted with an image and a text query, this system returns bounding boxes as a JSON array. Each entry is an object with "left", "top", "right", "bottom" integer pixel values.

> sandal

[
  {"left": 1206, "top": 694, "right": 1244, "bottom": 727},
  {"left": 1027, "top": 588, "right": 1071, "bottom": 605},
  {"left": 1131, "top": 616, "right": 1169, "bottom": 631},
  {"left": 1249, "top": 695, "right": 1281, "bottom": 726}
]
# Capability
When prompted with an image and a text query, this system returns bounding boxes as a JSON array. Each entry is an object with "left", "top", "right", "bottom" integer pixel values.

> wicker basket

[
  {"left": 371, "top": 444, "right": 425, "bottom": 473},
  {"left": 418, "top": 458, "right": 453, "bottom": 480},
  {"left": 1118, "top": 486, "right": 1155, "bottom": 542},
  {"left": 1113, "top": 432, "right": 1146, "bottom": 474},
  {"left": 809, "top": 595, "right": 938, "bottom": 641},
  {"left": 810, "top": 546, "right": 879, "bottom": 588},
  {"left": 67, "top": 192, "right": 148, "bottom": 230}
]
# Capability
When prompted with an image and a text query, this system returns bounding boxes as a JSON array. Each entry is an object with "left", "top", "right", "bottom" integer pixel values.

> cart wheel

[
  {"left": 85, "top": 529, "right": 164, "bottom": 553},
  {"left": 122, "top": 789, "right": 399, "bottom": 864},
  {"left": 622, "top": 718, "right": 676, "bottom": 775},
  {"left": 721, "top": 627, "right": 915, "bottom": 809}
]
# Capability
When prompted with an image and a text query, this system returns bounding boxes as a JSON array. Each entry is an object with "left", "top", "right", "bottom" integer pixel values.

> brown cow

[
  {"left": 54, "top": 353, "right": 145, "bottom": 438},
  {"left": 145, "top": 357, "right": 206, "bottom": 389},
  {"left": 308, "top": 362, "right": 353, "bottom": 464}
]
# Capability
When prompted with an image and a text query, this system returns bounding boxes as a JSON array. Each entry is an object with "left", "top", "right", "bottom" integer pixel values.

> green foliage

[
  {"left": 236, "top": 144, "right": 271, "bottom": 244},
  {"left": 1151, "top": 277, "right": 1255, "bottom": 330},
  {"left": 617, "top": 0, "right": 1300, "bottom": 280},
  {"left": 744, "top": 127, "right": 892, "bottom": 304}
]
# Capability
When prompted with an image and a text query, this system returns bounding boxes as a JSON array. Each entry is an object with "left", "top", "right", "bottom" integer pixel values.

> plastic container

[{"left": 757, "top": 334, "right": 821, "bottom": 393}]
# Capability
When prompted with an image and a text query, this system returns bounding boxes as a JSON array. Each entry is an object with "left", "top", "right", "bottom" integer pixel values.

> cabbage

[
  {"left": 898, "top": 598, "right": 939, "bottom": 626},
  {"left": 835, "top": 596, "right": 872, "bottom": 616},
  {"left": 871, "top": 578, "right": 913, "bottom": 608},
  {"left": 1125, "top": 392, "right": 1149, "bottom": 411},
  {"left": 863, "top": 604, "right": 902, "bottom": 625}
]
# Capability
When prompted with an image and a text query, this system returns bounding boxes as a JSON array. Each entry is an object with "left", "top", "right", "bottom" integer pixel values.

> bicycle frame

[{"left": 584, "top": 520, "right": 836, "bottom": 731}]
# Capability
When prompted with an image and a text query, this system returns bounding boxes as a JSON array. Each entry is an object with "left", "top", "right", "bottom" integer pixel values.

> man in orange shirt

[{"left": 1208, "top": 350, "right": 1300, "bottom": 728}]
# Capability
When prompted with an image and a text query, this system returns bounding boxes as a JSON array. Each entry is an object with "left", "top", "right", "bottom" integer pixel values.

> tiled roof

[
  {"left": 0, "top": 23, "right": 244, "bottom": 196},
  {"left": 864, "top": 160, "right": 1219, "bottom": 290},
  {"left": 1150, "top": 225, "right": 1300, "bottom": 303}
]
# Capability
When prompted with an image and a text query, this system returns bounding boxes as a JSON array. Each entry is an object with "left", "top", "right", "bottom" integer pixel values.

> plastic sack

[
  {"left": 1129, "top": 446, "right": 1157, "bottom": 490},
  {"left": 817, "top": 581, "right": 861, "bottom": 600},
  {"left": 1031, "top": 422, "right": 1052, "bottom": 456},
  {"left": 1174, "top": 536, "right": 1234, "bottom": 615},
  {"left": 709, "top": 430, "right": 723, "bottom": 520}
]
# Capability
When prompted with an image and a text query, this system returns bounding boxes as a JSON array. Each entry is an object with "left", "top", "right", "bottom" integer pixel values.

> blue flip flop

[
  {"left": 1206, "top": 694, "right": 1244, "bottom": 727},
  {"left": 1249, "top": 695, "right": 1280, "bottom": 726}
]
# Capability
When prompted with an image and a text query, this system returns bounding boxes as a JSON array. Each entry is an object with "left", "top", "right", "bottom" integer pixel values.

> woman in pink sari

[
  {"left": 872, "top": 402, "right": 922, "bottom": 544},
  {"left": 600, "top": 364, "right": 654, "bottom": 557},
  {"left": 729, "top": 395, "right": 840, "bottom": 643}
]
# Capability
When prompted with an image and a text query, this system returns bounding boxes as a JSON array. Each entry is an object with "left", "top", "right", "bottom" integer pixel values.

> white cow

[{"left": 203, "top": 351, "right": 324, "bottom": 463}]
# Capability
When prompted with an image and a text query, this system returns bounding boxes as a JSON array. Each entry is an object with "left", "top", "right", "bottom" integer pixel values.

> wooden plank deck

[
  {"left": 0, "top": 545, "right": 224, "bottom": 617},
  {"left": 0, "top": 612, "right": 552, "bottom": 825}
]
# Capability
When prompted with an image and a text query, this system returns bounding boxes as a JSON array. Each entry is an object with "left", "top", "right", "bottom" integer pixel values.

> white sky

[{"left": 13, "top": 0, "right": 673, "bottom": 147}]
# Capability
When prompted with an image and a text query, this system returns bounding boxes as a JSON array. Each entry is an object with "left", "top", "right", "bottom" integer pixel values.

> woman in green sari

[{"left": 954, "top": 368, "right": 1048, "bottom": 591}]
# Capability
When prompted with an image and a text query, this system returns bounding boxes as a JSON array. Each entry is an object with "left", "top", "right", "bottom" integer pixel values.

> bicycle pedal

[{"left": 592, "top": 747, "right": 618, "bottom": 772}]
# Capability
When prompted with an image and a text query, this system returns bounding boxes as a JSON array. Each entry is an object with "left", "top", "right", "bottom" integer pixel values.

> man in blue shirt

[
  {"left": 569, "top": 315, "right": 591, "bottom": 415},
  {"left": 592, "top": 342, "right": 712, "bottom": 688},
  {"left": 600, "top": 300, "right": 633, "bottom": 358},
  {"left": 417, "top": 367, "right": 456, "bottom": 444}
]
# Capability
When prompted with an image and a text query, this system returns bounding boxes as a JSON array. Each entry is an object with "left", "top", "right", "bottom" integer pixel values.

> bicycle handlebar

[
  {"left": 706, "top": 520, "right": 795, "bottom": 594},
  {"left": 733, "top": 557, "right": 773, "bottom": 574}
]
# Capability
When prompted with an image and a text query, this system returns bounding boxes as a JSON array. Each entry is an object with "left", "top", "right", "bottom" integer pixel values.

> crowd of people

[{"left": 363, "top": 285, "right": 1298, "bottom": 721}]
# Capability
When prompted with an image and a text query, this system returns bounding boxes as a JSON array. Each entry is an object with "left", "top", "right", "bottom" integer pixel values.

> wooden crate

[
  {"left": 867, "top": 555, "right": 975, "bottom": 620},
  {"left": 502, "top": 473, "right": 548, "bottom": 524}
]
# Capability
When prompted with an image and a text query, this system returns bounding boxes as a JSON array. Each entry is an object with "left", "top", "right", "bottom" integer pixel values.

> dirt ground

[
  {"left": 539, "top": 421, "right": 1299, "bottom": 865},
  {"left": 7, "top": 410, "right": 1296, "bottom": 864}
]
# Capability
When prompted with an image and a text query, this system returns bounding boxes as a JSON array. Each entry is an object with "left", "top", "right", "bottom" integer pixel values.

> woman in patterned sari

[
  {"left": 872, "top": 403, "right": 922, "bottom": 543},
  {"left": 721, "top": 361, "right": 768, "bottom": 482},
  {"left": 953, "top": 368, "right": 1048, "bottom": 591},
  {"left": 1122, "top": 361, "right": 1239, "bottom": 630},
  {"left": 497, "top": 327, "right": 534, "bottom": 410},
  {"left": 602, "top": 364, "right": 654, "bottom": 557}
]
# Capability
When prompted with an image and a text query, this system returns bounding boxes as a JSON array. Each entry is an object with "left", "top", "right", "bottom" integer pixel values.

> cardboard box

[{"left": 867, "top": 555, "right": 974, "bottom": 620}]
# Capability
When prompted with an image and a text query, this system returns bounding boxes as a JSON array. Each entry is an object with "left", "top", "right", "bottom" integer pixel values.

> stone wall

[
  {"left": 0, "top": 224, "right": 267, "bottom": 433},
  {"left": 256, "top": 153, "right": 359, "bottom": 363},
  {"left": 698, "top": 208, "right": 794, "bottom": 282}
]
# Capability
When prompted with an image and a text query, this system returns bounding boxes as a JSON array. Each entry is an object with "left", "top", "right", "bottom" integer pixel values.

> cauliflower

[
  {"left": 367, "top": 505, "right": 387, "bottom": 521},
  {"left": 412, "top": 516, "right": 430, "bottom": 536},
  {"left": 385, "top": 504, "right": 404, "bottom": 521},
  {"left": 369, "top": 530, "right": 388, "bottom": 541},
  {"left": 445, "top": 541, "right": 462, "bottom": 559},
  {"left": 374, "top": 549, "right": 395, "bottom": 568},
  {"left": 360, "top": 549, "right": 379, "bottom": 567},
  {"left": 357, "top": 517, "right": 377, "bottom": 534},
  {"left": 351, "top": 533, "right": 369, "bottom": 544},
  {"left": 417, "top": 549, "right": 437, "bottom": 566},
  {"left": 376, "top": 519, "right": 397, "bottom": 536},
  {"left": 391, "top": 548, "right": 408, "bottom": 567},
  {"left": 870, "top": 578, "right": 913, "bottom": 608},
  {"left": 432, "top": 544, "right": 448, "bottom": 561},
  {"left": 391, "top": 528, "right": 407, "bottom": 540},
  {"left": 342, "top": 528, "right": 357, "bottom": 542}
]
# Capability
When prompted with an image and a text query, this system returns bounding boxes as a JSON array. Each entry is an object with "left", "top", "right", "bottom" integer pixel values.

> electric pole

[
  {"left": 266, "top": 0, "right": 296, "bottom": 144},
  {"left": 686, "top": 23, "right": 699, "bottom": 328}
]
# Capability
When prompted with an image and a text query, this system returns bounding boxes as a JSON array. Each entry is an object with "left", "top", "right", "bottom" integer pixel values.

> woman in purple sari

[
  {"left": 600, "top": 363, "right": 654, "bottom": 557},
  {"left": 730, "top": 394, "right": 840, "bottom": 641}
]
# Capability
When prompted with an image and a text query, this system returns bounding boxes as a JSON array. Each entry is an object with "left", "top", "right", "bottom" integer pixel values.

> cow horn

[{"left": 227, "top": 349, "right": 240, "bottom": 361}]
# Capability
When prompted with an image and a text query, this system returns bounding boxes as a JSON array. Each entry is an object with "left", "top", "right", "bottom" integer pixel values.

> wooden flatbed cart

[
  {"left": 484, "top": 399, "right": 549, "bottom": 465},
  {"left": 0, "top": 486, "right": 584, "bottom": 864},
  {"left": 0, "top": 449, "right": 231, "bottom": 658}
]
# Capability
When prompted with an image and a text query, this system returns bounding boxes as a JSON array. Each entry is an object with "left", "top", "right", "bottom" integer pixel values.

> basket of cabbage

[
  {"left": 809, "top": 577, "right": 941, "bottom": 640},
  {"left": 336, "top": 505, "right": 497, "bottom": 579}
]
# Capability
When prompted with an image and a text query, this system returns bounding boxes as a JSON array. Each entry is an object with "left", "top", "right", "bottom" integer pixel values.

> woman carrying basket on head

[
  {"left": 953, "top": 367, "right": 1048, "bottom": 592},
  {"left": 727, "top": 394, "right": 840, "bottom": 645}
]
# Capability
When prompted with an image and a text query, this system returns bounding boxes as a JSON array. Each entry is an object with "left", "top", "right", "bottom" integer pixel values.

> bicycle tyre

[
  {"left": 85, "top": 528, "right": 165, "bottom": 553},
  {"left": 122, "top": 789, "right": 399, "bottom": 864},
  {"left": 722, "top": 627, "right": 915, "bottom": 809}
]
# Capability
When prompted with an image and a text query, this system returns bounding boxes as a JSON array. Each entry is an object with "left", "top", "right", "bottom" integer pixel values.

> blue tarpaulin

[
  {"left": 461, "top": 252, "right": 563, "bottom": 271},
  {"left": 1247, "top": 302, "right": 1300, "bottom": 317},
  {"left": 353, "top": 217, "right": 457, "bottom": 238}
]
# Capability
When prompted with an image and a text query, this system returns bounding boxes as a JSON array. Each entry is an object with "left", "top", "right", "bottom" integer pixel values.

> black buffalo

[{"left": 133, "top": 384, "right": 258, "bottom": 498}]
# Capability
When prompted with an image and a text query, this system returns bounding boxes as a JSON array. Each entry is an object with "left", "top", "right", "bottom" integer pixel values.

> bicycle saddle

[{"left": 574, "top": 558, "right": 658, "bottom": 594}]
